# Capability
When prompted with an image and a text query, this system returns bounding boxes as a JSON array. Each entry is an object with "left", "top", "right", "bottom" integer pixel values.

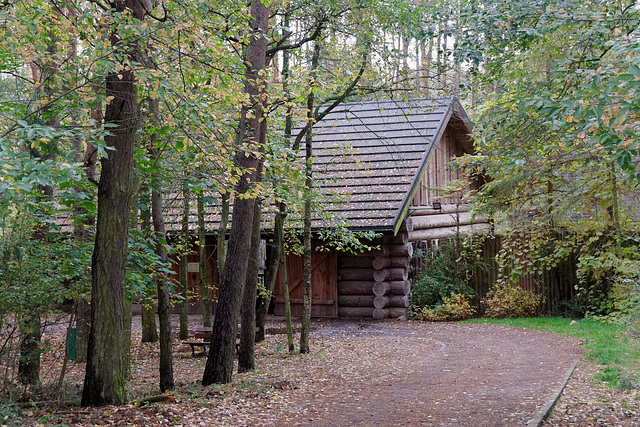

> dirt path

[
  {"left": 277, "top": 321, "right": 582, "bottom": 426},
  {"left": 30, "top": 318, "right": 583, "bottom": 426}
]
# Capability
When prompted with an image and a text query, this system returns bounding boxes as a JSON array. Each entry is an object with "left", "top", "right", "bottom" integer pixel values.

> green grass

[{"left": 465, "top": 317, "right": 640, "bottom": 389}]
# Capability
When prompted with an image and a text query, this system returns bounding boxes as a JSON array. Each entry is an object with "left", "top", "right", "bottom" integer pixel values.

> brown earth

[
  {"left": 24, "top": 316, "right": 585, "bottom": 426},
  {"left": 278, "top": 321, "right": 582, "bottom": 426}
]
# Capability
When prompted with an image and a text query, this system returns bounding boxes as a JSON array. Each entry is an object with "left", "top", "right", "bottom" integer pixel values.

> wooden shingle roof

[
  {"left": 308, "top": 97, "right": 471, "bottom": 231},
  {"left": 163, "top": 97, "right": 472, "bottom": 234}
]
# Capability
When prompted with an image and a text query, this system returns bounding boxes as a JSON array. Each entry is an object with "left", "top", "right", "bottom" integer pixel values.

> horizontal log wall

[{"left": 337, "top": 233, "right": 413, "bottom": 320}]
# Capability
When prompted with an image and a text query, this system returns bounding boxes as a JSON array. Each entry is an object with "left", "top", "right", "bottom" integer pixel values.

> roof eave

[{"left": 391, "top": 101, "right": 455, "bottom": 236}]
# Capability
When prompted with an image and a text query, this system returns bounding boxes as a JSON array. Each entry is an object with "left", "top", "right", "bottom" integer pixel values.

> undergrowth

[{"left": 465, "top": 317, "right": 640, "bottom": 390}]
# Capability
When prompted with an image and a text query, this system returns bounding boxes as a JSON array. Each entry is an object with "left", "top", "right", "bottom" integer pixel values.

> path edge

[{"left": 526, "top": 358, "right": 580, "bottom": 427}]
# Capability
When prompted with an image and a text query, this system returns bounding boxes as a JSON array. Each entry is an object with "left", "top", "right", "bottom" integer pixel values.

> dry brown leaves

[
  {"left": 545, "top": 360, "right": 640, "bottom": 426},
  {"left": 13, "top": 317, "right": 639, "bottom": 426}
]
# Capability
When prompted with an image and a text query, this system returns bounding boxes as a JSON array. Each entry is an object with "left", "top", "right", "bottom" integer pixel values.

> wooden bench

[
  {"left": 182, "top": 326, "right": 261, "bottom": 357},
  {"left": 182, "top": 327, "right": 213, "bottom": 357}
]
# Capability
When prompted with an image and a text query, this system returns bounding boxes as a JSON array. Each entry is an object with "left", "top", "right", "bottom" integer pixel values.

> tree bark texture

[
  {"left": 202, "top": 0, "right": 268, "bottom": 385},
  {"left": 82, "top": 0, "right": 146, "bottom": 404},
  {"left": 238, "top": 200, "right": 262, "bottom": 373},
  {"left": 141, "top": 298, "right": 158, "bottom": 343}
]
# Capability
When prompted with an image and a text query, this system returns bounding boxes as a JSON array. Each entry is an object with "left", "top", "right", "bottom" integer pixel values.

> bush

[
  {"left": 482, "top": 283, "right": 543, "bottom": 318},
  {"left": 413, "top": 294, "right": 476, "bottom": 321},
  {"left": 411, "top": 240, "right": 478, "bottom": 310}
]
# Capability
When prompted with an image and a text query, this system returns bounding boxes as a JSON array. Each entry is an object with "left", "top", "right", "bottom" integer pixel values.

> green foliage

[
  {"left": 410, "top": 238, "right": 483, "bottom": 310},
  {"left": 413, "top": 294, "right": 476, "bottom": 322},
  {"left": 482, "top": 283, "right": 543, "bottom": 319}
]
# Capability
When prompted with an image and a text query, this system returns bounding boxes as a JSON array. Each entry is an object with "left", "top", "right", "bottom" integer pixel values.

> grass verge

[{"left": 465, "top": 317, "right": 640, "bottom": 389}]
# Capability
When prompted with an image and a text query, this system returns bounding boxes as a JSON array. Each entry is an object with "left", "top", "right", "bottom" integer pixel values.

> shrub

[
  {"left": 413, "top": 294, "right": 476, "bottom": 321},
  {"left": 482, "top": 283, "right": 543, "bottom": 318},
  {"left": 411, "top": 240, "right": 479, "bottom": 310}
]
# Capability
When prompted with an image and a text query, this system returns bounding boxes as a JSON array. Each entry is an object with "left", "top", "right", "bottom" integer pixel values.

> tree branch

[
  {"left": 266, "top": 18, "right": 326, "bottom": 57},
  {"left": 293, "top": 52, "right": 368, "bottom": 148}
]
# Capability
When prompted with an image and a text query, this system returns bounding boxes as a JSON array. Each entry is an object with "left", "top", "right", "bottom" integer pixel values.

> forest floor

[{"left": 13, "top": 315, "right": 639, "bottom": 426}]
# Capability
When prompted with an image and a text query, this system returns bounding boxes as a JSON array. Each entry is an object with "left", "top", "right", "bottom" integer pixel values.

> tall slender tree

[{"left": 202, "top": 0, "right": 269, "bottom": 385}]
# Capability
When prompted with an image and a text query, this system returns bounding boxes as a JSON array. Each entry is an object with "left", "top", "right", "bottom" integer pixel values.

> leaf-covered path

[
  {"left": 278, "top": 321, "right": 582, "bottom": 426},
  {"left": 28, "top": 317, "right": 586, "bottom": 426}
]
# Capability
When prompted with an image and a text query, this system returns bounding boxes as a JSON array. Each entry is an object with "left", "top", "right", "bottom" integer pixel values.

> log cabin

[{"left": 166, "top": 97, "right": 490, "bottom": 319}]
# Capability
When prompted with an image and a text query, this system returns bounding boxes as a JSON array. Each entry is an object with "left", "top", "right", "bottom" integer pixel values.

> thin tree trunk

[
  {"left": 82, "top": 0, "right": 145, "bottom": 405},
  {"left": 217, "top": 191, "right": 230, "bottom": 287},
  {"left": 151, "top": 163, "right": 174, "bottom": 392},
  {"left": 281, "top": 219, "right": 295, "bottom": 353},
  {"left": 202, "top": 0, "right": 269, "bottom": 385},
  {"left": 140, "top": 188, "right": 158, "bottom": 343},
  {"left": 610, "top": 161, "right": 622, "bottom": 257},
  {"left": 74, "top": 88, "right": 101, "bottom": 364},
  {"left": 256, "top": 9, "right": 292, "bottom": 343},
  {"left": 238, "top": 200, "right": 262, "bottom": 373},
  {"left": 18, "top": 316, "right": 41, "bottom": 385},
  {"left": 300, "top": 38, "right": 322, "bottom": 355},
  {"left": 197, "top": 191, "right": 211, "bottom": 327},
  {"left": 179, "top": 185, "right": 190, "bottom": 340},
  {"left": 141, "top": 299, "right": 158, "bottom": 342},
  {"left": 149, "top": 96, "right": 174, "bottom": 392},
  {"left": 256, "top": 205, "right": 282, "bottom": 342}
]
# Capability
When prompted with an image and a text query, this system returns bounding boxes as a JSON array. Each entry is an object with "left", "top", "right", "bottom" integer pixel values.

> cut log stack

[{"left": 337, "top": 232, "right": 413, "bottom": 319}]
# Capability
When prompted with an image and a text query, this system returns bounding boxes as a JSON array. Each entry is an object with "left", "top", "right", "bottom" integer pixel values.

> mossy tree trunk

[
  {"left": 216, "top": 191, "right": 230, "bottom": 287},
  {"left": 256, "top": 204, "right": 283, "bottom": 342}
]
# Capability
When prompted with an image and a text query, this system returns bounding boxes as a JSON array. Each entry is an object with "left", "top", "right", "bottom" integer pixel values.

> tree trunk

[
  {"left": 202, "top": 0, "right": 268, "bottom": 385},
  {"left": 282, "top": 239, "right": 295, "bottom": 353},
  {"left": 300, "top": 37, "right": 322, "bottom": 355},
  {"left": 141, "top": 299, "right": 158, "bottom": 343},
  {"left": 179, "top": 185, "right": 190, "bottom": 340},
  {"left": 197, "top": 191, "right": 211, "bottom": 327},
  {"left": 150, "top": 99, "right": 174, "bottom": 392},
  {"left": 82, "top": 0, "right": 145, "bottom": 405},
  {"left": 152, "top": 182, "right": 174, "bottom": 392},
  {"left": 140, "top": 188, "right": 158, "bottom": 343},
  {"left": 18, "top": 315, "right": 41, "bottom": 385},
  {"left": 256, "top": 8, "right": 292, "bottom": 343},
  {"left": 217, "top": 191, "right": 230, "bottom": 286},
  {"left": 256, "top": 205, "right": 283, "bottom": 342},
  {"left": 238, "top": 200, "right": 262, "bottom": 373},
  {"left": 75, "top": 299, "right": 91, "bottom": 363}
]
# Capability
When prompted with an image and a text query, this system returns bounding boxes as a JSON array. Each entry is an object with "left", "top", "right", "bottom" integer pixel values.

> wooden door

[{"left": 274, "top": 249, "right": 338, "bottom": 318}]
